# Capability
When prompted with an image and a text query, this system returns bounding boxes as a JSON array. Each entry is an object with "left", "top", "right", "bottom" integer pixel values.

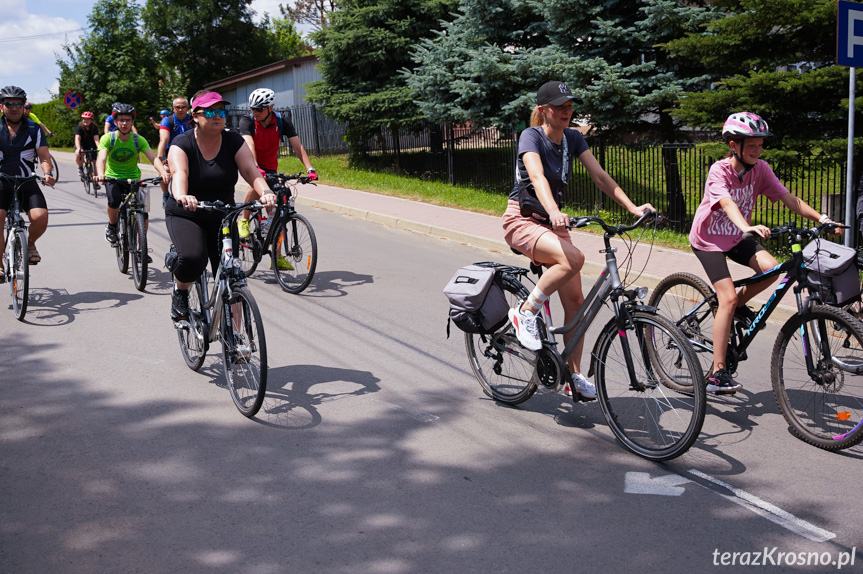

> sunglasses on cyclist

[
  {"left": 251, "top": 106, "right": 267, "bottom": 113},
  {"left": 199, "top": 109, "right": 227, "bottom": 118},
  {"left": 174, "top": 105, "right": 188, "bottom": 110},
  {"left": 2, "top": 102, "right": 24, "bottom": 109}
]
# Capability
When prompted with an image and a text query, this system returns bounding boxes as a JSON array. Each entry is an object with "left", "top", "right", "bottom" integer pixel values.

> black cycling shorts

[
  {"left": 0, "top": 178, "right": 46, "bottom": 212},
  {"left": 692, "top": 238, "right": 765, "bottom": 284},
  {"left": 105, "top": 179, "right": 133, "bottom": 210}
]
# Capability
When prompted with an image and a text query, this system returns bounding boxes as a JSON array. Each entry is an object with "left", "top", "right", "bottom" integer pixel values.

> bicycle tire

[
  {"left": 9, "top": 229, "right": 29, "bottom": 321},
  {"left": 593, "top": 311, "right": 706, "bottom": 461},
  {"left": 272, "top": 213, "right": 317, "bottom": 294},
  {"left": 221, "top": 284, "right": 268, "bottom": 417},
  {"left": 648, "top": 272, "right": 717, "bottom": 384},
  {"left": 130, "top": 211, "right": 148, "bottom": 291},
  {"left": 236, "top": 217, "right": 262, "bottom": 278},
  {"left": 115, "top": 212, "right": 129, "bottom": 274},
  {"left": 772, "top": 305, "right": 863, "bottom": 450},
  {"left": 465, "top": 274, "right": 538, "bottom": 404},
  {"left": 82, "top": 162, "right": 92, "bottom": 195},
  {"left": 177, "top": 280, "right": 208, "bottom": 371},
  {"left": 50, "top": 155, "right": 59, "bottom": 181}
]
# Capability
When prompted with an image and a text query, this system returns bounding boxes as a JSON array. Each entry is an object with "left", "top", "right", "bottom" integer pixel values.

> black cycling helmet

[
  {"left": 0, "top": 85, "right": 27, "bottom": 102},
  {"left": 112, "top": 103, "right": 136, "bottom": 116}
]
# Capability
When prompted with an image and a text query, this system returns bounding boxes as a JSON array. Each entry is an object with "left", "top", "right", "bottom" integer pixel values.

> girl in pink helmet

[{"left": 689, "top": 112, "right": 835, "bottom": 394}]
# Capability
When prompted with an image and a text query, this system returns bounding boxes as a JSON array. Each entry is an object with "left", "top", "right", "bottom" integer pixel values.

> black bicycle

[
  {"left": 80, "top": 149, "right": 100, "bottom": 197},
  {"left": 1, "top": 173, "right": 44, "bottom": 321},
  {"left": 235, "top": 172, "right": 318, "bottom": 294},
  {"left": 173, "top": 200, "right": 269, "bottom": 417},
  {"left": 649, "top": 222, "right": 863, "bottom": 451},
  {"left": 107, "top": 177, "right": 161, "bottom": 292},
  {"left": 464, "top": 212, "right": 705, "bottom": 461}
]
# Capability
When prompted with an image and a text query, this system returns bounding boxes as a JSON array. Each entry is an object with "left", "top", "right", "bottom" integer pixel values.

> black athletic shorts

[
  {"left": 0, "top": 178, "right": 46, "bottom": 212},
  {"left": 692, "top": 238, "right": 765, "bottom": 284}
]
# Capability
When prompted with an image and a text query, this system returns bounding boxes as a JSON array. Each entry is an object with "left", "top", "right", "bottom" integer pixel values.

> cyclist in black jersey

[{"left": 0, "top": 85, "right": 56, "bottom": 274}]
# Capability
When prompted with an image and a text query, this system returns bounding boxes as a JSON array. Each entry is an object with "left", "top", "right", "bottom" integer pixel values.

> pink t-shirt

[{"left": 689, "top": 158, "right": 788, "bottom": 252}]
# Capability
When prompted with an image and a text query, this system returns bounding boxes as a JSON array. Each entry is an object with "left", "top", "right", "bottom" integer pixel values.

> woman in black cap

[{"left": 502, "top": 80, "right": 653, "bottom": 400}]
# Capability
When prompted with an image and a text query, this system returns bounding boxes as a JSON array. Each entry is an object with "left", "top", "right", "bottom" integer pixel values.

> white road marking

[{"left": 624, "top": 472, "right": 690, "bottom": 496}]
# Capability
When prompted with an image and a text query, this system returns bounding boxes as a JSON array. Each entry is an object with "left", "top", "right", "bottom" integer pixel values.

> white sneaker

[
  {"left": 561, "top": 382, "right": 573, "bottom": 397},
  {"left": 571, "top": 372, "right": 596, "bottom": 401},
  {"left": 508, "top": 304, "right": 542, "bottom": 350}
]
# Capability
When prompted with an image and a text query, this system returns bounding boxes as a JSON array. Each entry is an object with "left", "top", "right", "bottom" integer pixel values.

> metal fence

[{"left": 226, "top": 106, "right": 851, "bottom": 242}]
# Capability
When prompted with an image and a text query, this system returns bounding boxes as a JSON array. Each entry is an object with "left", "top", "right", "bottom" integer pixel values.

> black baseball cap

[{"left": 536, "top": 81, "right": 582, "bottom": 106}]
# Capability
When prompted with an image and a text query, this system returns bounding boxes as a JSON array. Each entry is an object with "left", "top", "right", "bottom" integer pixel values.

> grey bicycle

[
  {"left": 464, "top": 211, "right": 706, "bottom": 461},
  {"left": 1, "top": 173, "right": 43, "bottom": 321}
]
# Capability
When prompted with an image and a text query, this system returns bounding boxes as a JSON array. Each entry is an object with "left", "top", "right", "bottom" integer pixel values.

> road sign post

[{"left": 837, "top": 0, "right": 863, "bottom": 246}]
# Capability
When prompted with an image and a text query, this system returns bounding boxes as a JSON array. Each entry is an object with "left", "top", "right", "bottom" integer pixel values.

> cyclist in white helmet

[
  {"left": 689, "top": 112, "right": 836, "bottom": 394},
  {"left": 237, "top": 88, "right": 316, "bottom": 267}
]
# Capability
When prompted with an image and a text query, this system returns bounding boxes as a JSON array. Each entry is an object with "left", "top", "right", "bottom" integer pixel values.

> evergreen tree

[
  {"left": 305, "top": 0, "right": 458, "bottom": 160},
  {"left": 406, "top": 0, "right": 719, "bottom": 140},
  {"left": 665, "top": 0, "right": 856, "bottom": 144}
]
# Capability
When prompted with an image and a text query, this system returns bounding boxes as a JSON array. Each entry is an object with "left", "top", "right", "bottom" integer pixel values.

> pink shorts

[{"left": 502, "top": 200, "right": 572, "bottom": 265}]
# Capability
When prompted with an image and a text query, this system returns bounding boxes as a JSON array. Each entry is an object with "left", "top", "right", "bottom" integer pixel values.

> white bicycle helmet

[
  {"left": 248, "top": 88, "right": 275, "bottom": 109},
  {"left": 722, "top": 112, "right": 771, "bottom": 141}
]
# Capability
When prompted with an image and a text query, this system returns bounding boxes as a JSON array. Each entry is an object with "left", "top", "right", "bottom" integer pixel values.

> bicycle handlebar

[
  {"left": 266, "top": 172, "right": 316, "bottom": 187},
  {"left": 568, "top": 209, "right": 659, "bottom": 236},
  {"left": 195, "top": 200, "right": 264, "bottom": 214},
  {"left": 0, "top": 173, "right": 46, "bottom": 186},
  {"left": 741, "top": 221, "right": 847, "bottom": 243},
  {"left": 104, "top": 177, "right": 163, "bottom": 186}
]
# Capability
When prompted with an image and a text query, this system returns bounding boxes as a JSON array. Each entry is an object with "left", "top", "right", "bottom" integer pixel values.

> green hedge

[{"left": 31, "top": 98, "right": 161, "bottom": 149}]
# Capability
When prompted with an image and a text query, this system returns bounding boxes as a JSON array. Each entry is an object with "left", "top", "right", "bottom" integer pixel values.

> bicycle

[
  {"left": 106, "top": 177, "right": 161, "bottom": 292},
  {"left": 173, "top": 199, "right": 269, "bottom": 417},
  {"left": 80, "top": 149, "right": 100, "bottom": 197},
  {"left": 235, "top": 172, "right": 318, "bottom": 294},
  {"left": 464, "top": 212, "right": 706, "bottom": 461},
  {"left": 1, "top": 173, "right": 44, "bottom": 321},
  {"left": 649, "top": 221, "right": 863, "bottom": 451},
  {"left": 35, "top": 134, "right": 59, "bottom": 181}
]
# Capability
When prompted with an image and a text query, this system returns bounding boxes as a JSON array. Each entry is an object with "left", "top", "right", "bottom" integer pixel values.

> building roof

[{"left": 203, "top": 55, "right": 317, "bottom": 90}]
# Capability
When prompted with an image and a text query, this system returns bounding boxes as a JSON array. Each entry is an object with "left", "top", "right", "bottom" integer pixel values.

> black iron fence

[{"left": 226, "top": 106, "right": 853, "bottom": 243}]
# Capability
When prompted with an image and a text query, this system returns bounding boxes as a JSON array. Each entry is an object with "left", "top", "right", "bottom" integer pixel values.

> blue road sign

[
  {"left": 64, "top": 91, "right": 82, "bottom": 109},
  {"left": 838, "top": 0, "right": 863, "bottom": 67}
]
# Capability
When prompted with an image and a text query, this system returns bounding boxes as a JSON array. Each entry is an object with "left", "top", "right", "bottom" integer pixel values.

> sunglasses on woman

[{"left": 199, "top": 108, "right": 227, "bottom": 118}]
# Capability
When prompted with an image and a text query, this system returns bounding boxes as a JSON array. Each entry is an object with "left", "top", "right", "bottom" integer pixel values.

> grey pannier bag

[
  {"left": 443, "top": 264, "right": 510, "bottom": 337},
  {"left": 802, "top": 239, "right": 861, "bottom": 306}
]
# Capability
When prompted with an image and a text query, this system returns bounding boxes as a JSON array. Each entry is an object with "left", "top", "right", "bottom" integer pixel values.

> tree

[
  {"left": 305, "top": 0, "right": 458, "bottom": 162},
  {"left": 261, "top": 10, "right": 310, "bottom": 60},
  {"left": 57, "top": 0, "right": 160, "bottom": 122},
  {"left": 281, "top": 0, "right": 340, "bottom": 31},
  {"left": 142, "top": 0, "right": 277, "bottom": 91},
  {"left": 665, "top": 0, "right": 857, "bottom": 145},
  {"left": 405, "top": 0, "right": 720, "bottom": 141}
]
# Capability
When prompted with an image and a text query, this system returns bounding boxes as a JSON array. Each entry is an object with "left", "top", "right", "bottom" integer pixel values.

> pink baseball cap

[{"left": 191, "top": 91, "right": 231, "bottom": 111}]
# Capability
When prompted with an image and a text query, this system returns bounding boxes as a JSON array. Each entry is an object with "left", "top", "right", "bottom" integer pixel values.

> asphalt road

[{"left": 1, "top": 159, "right": 861, "bottom": 573}]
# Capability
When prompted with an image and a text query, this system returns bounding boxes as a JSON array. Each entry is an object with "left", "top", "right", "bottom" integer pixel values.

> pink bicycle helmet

[{"left": 722, "top": 112, "right": 771, "bottom": 140}]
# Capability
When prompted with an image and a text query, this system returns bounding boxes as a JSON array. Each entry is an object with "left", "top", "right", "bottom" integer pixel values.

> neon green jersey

[{"left": 97, "top": 132, "right": 152, "bottom": 179}]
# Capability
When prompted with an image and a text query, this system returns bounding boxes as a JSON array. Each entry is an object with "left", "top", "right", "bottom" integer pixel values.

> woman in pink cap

[{"left": 165, "top": 89, "right": 275, "bottom": 321}]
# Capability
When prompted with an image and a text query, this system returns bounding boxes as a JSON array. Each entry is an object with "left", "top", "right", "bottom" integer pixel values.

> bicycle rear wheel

[
  {"left": 130, "top": 212, "right": 148, "bottom": 291},
  {"left": 177, "top": 280, "right": 208, "bottom": 371},
  {"left": 648, "top": 272, "right": 716, "bottom": 382},
  {"left": 221, "top": 285, "right": 268, "bottom": 417},
  {"left": 38, "top": 154, "right": 59, "bottom": 181},
  {"left": 594, "top": 311, "right": 706, "bottom": 461},
  {"left": 236, "top": 217, "right": 262, "bottom": 278},
  {"left": 82, "top": 162, "right": 92, "bottom": 195},
  {"left": 8, "top": 229, "right": 29, "bottom": 321},
  {"left": 271, "top": 213, "right": 317, "bottom": 294},
  {"left": 115, "top": 212, "right": 129, "bottom": 273},
  {"left": 772, "top": 305, "right": 863, "bottom": 450},
  {"left": 465, "top": 274, "right": 538, "bottom": 404}
]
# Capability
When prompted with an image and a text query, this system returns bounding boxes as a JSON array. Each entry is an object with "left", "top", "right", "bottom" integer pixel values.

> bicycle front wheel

[
  {"left": 115, "top": 213, "right": 129, "bottom": 273},
  {"left": 594, "top": 311, "right": 706, "bottom": 461},
  {"left": 9, "top": 229, "right": 29, "bottom": 321},
  {"left": 272, "top": 213, "right": 317, "bottom": 294},
  {"left": 82, "top": 163, "right": 92, "bottom": 195},
  {"left": 236, "top": 217, "right": 262, "bottom": 278},
  {"left": 772, "top": 305, "right": 863, "bottom": 450},
  {"left": 648, "top": 272, "right": 716, "bottom": 381},
  {"left": 177, "top": 280, "right": 208, "bottom": 371},
  {"left": 221, "top": 285, "right": 268, "bottom": 417},
  {"left": 465, "top": 274, "right": 538, "bottom": 404},
  {"left": 130, "top": 212, "right": 148, "bottom": 291}
]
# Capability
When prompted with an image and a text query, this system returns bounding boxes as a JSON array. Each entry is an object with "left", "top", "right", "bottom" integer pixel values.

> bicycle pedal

[{"left": 173, "top": 319, "right": 191, "bottom": 329}]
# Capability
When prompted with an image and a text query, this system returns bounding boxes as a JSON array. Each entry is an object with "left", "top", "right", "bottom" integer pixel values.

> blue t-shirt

[
  {"left": 159, "top": 113, "right": 192, "bottom": 150},
  {"left": 509, "top": 127, "right": 589, "bottom": 205},
  {"left": 104, "top": 114, "right": 117, "bottom": 132}
]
